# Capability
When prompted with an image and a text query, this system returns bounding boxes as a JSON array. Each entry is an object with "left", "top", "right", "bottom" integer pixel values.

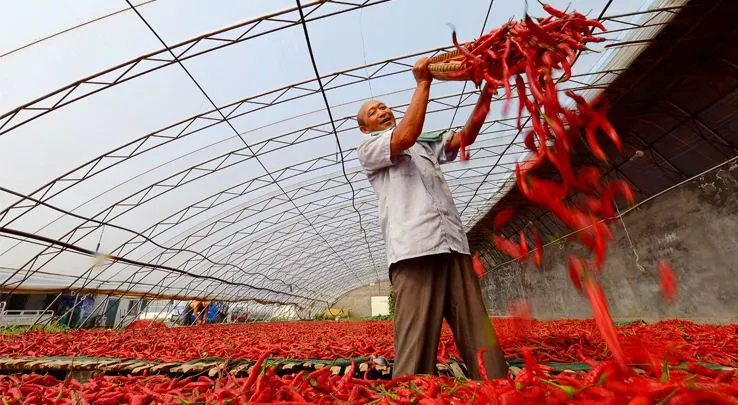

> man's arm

[
  {"left": 446, "top": 84, "right": 494, "bottom": 153},
  {"left": 390, "top": 58, "right": 434, "bottom": 156}
]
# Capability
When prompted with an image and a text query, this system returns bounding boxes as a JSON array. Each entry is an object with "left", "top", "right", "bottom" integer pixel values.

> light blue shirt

[{"left": 357, "top": 127, "right": 470, "bottom": 266}]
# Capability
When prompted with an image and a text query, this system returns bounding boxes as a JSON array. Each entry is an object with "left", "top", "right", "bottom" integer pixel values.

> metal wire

[
  {"left": 120, "top": 0, "right": 364, "bottom": 298},
  {"left": 0, "top": 0, "right": 158, "bottom": 59},
  {"left": 294, "top": 0, "right": 380, "bottom": 284},
  {"left": 0, "top": 187, "right": 289, "bottom": 289},
  {"left": 447, "top": 0, "right": 496, "bottom": 130},
  {"left": 0, "top": 226, "right": 321, "bottom": 303}
]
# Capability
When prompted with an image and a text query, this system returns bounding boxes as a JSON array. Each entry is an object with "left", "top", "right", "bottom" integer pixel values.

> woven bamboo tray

[
  {"left": 427, "top": 49, "right": 470, "bottom": 81},
  {"left": 0, "top": 356, "right": 392, "bottom": 380}
]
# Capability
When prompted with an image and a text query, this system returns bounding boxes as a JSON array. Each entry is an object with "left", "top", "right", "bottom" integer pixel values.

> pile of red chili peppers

[
  {"left": 0, "top": 320, "right": 735, "bottom": 403},
  {"left": 0, "top": 5, "right": 735, "bottom": 404},
  {"left": 0, "top": 352, "right": 736, "bottom": 404},
  {"left": 0, "top": 320, "right": 735, "bottom": 367}
]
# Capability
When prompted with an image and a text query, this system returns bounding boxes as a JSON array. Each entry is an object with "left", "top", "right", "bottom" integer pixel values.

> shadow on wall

[{"left": 480, "top": 158, "right": 738, "bottom": 323}]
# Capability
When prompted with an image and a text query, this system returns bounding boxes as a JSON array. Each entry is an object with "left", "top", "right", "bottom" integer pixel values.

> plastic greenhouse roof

[{"left": 0, "top": 0, "right": 683, "bottom": 307}]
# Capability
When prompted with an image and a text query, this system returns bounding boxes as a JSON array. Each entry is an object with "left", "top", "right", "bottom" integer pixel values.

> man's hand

[
  {"left": 389, "top": 58, "right": 433, "bottom": 155},
  {"left": 412, "top": 57, "right": 433, "bottom": 86}
]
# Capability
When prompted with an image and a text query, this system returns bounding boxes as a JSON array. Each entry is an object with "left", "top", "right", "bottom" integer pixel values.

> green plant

[
  {"left": 388, "top": 286, "right": 395, "bottom": 319},
  {"left": 360, "top": 314, "right": 393, "bottom": 321}
]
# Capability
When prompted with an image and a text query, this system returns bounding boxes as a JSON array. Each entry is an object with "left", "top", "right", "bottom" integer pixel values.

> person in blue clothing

[{"left": 355, "top": 57, "right": 507, "bottom": 380}]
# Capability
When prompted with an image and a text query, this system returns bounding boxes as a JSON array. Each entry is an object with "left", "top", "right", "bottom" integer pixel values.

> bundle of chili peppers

[
  {"left": 448, "top": 3, "right": 683, "bottom": 375},
  {"left": 449, "top": 2, "right": 606, "bottom": 160},
  {"left": 0, "top": 353, "right": 735, "bottom": 404}
]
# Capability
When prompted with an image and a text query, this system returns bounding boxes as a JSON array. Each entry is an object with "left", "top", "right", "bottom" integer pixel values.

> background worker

[
  {"left": 355, "top": 57, "right": 508, "bottom": 380},
  {"left": 191, "top": 300, "right": 208, "bottom": 325}
]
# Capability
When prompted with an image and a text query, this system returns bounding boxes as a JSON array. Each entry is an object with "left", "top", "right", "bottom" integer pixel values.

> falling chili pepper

[
  {"left": 583, "top": 277, "right": 628, "bottom": 373},
  {"left": 493, "top": 206, "right": 515, "bottom": 230},
  {"left": 658, "top": 260, "right": 678, "bottom": 303},
  {"left": 531, "top": 228, "right": 543, "bottom": 268},
  {"left": 568, "top": 256, "right": 585, "bottom": 292},
  {"left": 472, "top": 252, "right": 486, "bottom": 278}
]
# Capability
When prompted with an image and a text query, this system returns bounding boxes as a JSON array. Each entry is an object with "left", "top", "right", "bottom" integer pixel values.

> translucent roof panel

[{"left": 0, "top": 0, "right": 678, "bottom": 308}]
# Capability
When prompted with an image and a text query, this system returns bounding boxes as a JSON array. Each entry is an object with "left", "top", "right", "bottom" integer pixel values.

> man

[
  {"left": 191, "top": 300, "right": 208, "bottom": 325},
  {"left": 356, "top": 57, "right": 508, "bottom": 380}
]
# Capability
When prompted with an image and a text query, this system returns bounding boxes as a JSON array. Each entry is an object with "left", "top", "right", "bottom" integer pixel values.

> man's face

[{"left": 358, "top": 100, "right": 396, "bottom": 134}]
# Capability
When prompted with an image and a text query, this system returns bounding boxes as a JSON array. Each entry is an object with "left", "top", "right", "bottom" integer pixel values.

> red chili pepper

[
  {"left": 515, "top": 75, "right": 527, "bottom": 129},
  {"left": 502, "top": 39, "right": 513, "bottom": 102},
  {"left": 518, "top": 230, "right": 530, "bottom": 260},
  {"left": 669, "top": 391, "right": 738, "bottom": 405},
  {"left": 531, "top": 228, "right": 543, "bottom": 268},
  {"left": 583, "top": 277, "right": 628, "bottom": 372},
  {"left": 243, "top": 351, "right": 268, "bottom": 393},
  {"left": 477, "top": 348, "right": 491, "bottom": 381},
  {"left": 540, "top": 2, "right": 569, "bottom": 19},
  {"left": 568, "top": 256, "right": 584, "bottom": 292},
  {"left": 459, "top": 131, "right": 469, "bottom": 161},
  {"left": 493, "top": 234, "right": 524, "bottom": 260},
  {"left": 524, "top": 129, "right": 539, "bottom": 154},
  {"left": 657, "top": 260, "right": 678, "bottom": 303},
  {"left": 494, "top": 206, "right": 515, "bottom": 230},
  {"left": 472, "top": 252, "right": 486, "bottom": 278},
  {"left": 582, "top": 35, "right": 606, "bottom": 42},
  {"left": 603, "top": 180, "right": 635, "bottom": 206},
  {"left": 585, "top": 119, "right": 608, "bottom": 161}
]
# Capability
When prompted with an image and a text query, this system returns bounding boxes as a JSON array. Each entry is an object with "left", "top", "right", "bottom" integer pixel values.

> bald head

[{"left": 357, "top": 100, "right": 396, "bottom": 134}]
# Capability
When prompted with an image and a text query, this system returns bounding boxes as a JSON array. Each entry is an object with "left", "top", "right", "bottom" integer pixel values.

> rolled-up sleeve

[
  {"left": 357, "top": 129, "right": 394, "bottom": 172},
  {"left": 437, "top": 129, "right": 459, "bottom": 164}
]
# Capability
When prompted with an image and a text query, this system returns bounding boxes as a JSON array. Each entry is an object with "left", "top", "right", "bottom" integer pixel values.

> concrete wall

[
  {"left": 479, "top": 159, "right": 738, "bottom": 323},
  {"left": 332, "top": 280, "right": 392, "bottom": 318}
]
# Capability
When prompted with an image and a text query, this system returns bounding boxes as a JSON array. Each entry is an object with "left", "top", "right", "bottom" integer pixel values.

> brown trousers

[{"left": 390, "top": 252, "right": 508, "bottom": 380}]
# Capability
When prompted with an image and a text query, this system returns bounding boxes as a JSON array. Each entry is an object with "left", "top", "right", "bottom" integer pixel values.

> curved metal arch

[
  {"left": 194, "top": 220, "right": 385, "bottom": 301},
  {"left": 208, "top": 178, "right": 514, "bottom": 298},
  {"left": 0, "top": 80, "right": 483, "bottom": 235},
  {"left": 83, "top": 117, "right": 524, "bottom": 285},
  {"left": 0, "top": 114, "right": 528, "bottom": 304},
  {"left": 222, "top": 199, "right": 382, "bottom": 275},
  {"left": 34, "top": 150, "right": 379, "bottom": 303},
  {"left": 223, "top": 181, "right": 512, "bottom": 295},
  {"left": 109, "top": 125, "right": 526, "bottom": 282},
  {"left": 63, "top": 158, "right": 512, "bottom": 304},
  {"left": 79, "top": 128, "right": 528, "bottom": 304},
  {"left": 183, "top": 153, "right": 521, "bottom": 283},
  {"left": 203, "top": 223, "right": 386, "bottom": 302},
  {"left": 0, "top": 85, "right": 489, "bottom": 269},
  {"left": 111, "top": 191, "right": 383, "bottom": 298},
  {"left": 78, "top": 214, "right": 383, "bottom": 307},
  {"left": 0, "top": 185, "right": 327, "bottom": 298},
  {"left": 2, "top": 65, "right": 622, "bottom": 302},
  {"left": 0, "top": 0, "right": 390, "bottom": 137},
  {"left": 0, "top": 44, "right": 455, "bottom": 228},
  {"left": 221, "top": 178, "right": 514, "bottom": 286},
  {"left": 0, "top": 226, "right": 320, "bottom": 304},
  {"left": 0, "top": 86, "right": 495, "bottom": 293},
  {"left": 11, "top": 161, "right": 376, "bottom": 304}
]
